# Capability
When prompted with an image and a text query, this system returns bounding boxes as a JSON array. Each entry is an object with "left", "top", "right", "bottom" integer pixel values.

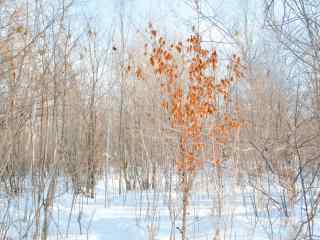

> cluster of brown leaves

[{"left": 135, "top": 24, "right": 243, "bottom": 172}]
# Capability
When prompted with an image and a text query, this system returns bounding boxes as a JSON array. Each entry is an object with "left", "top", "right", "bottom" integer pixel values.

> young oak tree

[{"left": 134, "top": 25, "right": 243, "bottom": 240}]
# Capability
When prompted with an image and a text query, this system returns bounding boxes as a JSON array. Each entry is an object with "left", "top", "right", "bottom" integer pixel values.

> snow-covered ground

[{"left": 0, "top": 171, "right": 318, "bottom": 240}]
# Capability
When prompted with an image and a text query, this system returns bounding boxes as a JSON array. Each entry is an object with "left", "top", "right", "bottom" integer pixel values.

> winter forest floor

[{"left": 1, "top": 168, "right": 318, "bottom": 240}]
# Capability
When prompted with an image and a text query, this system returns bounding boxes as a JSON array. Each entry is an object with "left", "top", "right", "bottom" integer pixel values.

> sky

[
  {"left": 67, "top": 0, "right": 271, "bottom": 73},
  {"left": 74, "top": 0, "right": 263, "bottom": 40},
  {"left": 77, "top": 0, "right": 266, "bottom": 51},
  {"left": 78, "top": 0, "right": 195, "bottom": 39}
]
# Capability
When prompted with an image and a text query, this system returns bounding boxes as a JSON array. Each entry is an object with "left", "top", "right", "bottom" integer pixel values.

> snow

[{"left": 1, "top": 172, "right": 319, "bottom": 239}]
